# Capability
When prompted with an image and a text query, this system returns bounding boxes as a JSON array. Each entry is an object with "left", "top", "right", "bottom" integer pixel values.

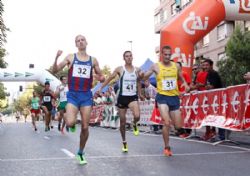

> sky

[{"left": 2, "top": 0, "right": 160, "bottom": 94}]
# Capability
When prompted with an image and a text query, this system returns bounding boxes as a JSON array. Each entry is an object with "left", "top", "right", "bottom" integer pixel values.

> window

[
  {"left": 154, "top": 13, "right": 160, "bottom": 25},
  {"left": 218, "top": 52, "right": 226, "bottom": 61},
  {"left": 171, "top": 3, "right": 177, "bottom": 16},
  {"left": 203, "top": 34, "right": 209, "bottom": 46},
  {"left": 217, "top": 23, "right": 226, "bottom": 41},
  {"left": 163, "top": 9, "right": 168, "bottom": 21}
]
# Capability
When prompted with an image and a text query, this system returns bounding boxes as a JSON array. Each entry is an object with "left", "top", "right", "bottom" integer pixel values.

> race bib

[
  {"left": 162, "top": 79, "right": 176, "bottom": 90},
  {"left": 123, "top": 82, "right": 136, "bottom": 94},
  {"left": 43, "top": 96, "right": 51, "bottom": 102},
  {"left": 60, "top": 90, "right": 67, "bottom": 102},
  {"left": 72, "top": 64, "right": 91, "bottom": 78},
  {"left": 32, "top": 102, "right": 39, "bottom": 109}
]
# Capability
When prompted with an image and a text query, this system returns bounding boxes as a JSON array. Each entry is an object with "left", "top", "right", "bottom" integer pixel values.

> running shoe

[
  {"left": 76, "top": 153, "right": 87, "bottom": 165},
  {"left": 45, "top": 126, "right": 50, "bottom": 132},
  {"left": 66, "top": 126, "right": 69, "bottom": 132},
  {"left": 70, "top": 125, "right": 76, "bottom": 132},
  {"left": 60, "top": 128, "right": 64, "bottom": 135},
  {"left": 132, "top": 122, "right": 139, "bottom": 136},
  {"left": 58, "top": 123, "right": 61, "bottom": 131},
  {"left": 122, "top": 142, "right": 128, "bottom": 153},
  {"left": 164, "top": 147, "right": 172, "bottom": 157}
]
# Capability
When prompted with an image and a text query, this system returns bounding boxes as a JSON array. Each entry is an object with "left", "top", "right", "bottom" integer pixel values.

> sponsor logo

[
  {"left": 170, "top": 47, "right": 192, "bottom": 67},
  {"left": 239, "top": 0, "right": 250, "bottom": 13},
  {"left": 183, "top": 12, "right": 209, "bottom": 35}
]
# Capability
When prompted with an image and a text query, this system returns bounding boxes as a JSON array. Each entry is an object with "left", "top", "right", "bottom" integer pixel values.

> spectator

[
  {"left": 144, "top": 79, "right": 157, "bottom": 100},
  {"left": 194, "top": 61, "right": 208, "bottom": 91},
  {"left": 93, "top": 92, "right": 103, "bottom": 106},
  {"left": 203, "top": 58, "right": 225, "bottom": 141},
  {"left": 176, "top": 62, "right": 192, "bottom": 138},
  {"left": 190, "top": 63, "right": 200, "bottom": 91},
  {"left": 144, "top": 79, "right": 160, "bottom": 133},
  {"left": 243, "top": 72, "right": 250, "bottom": 83}
]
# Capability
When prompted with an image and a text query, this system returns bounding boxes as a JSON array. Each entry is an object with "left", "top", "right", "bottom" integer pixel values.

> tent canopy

[
  {"left": 140, "top": 58, "right": 156, "bottom": 86},
  {"left": 92, "top": 82, "right": 109, "bottom": 94}
]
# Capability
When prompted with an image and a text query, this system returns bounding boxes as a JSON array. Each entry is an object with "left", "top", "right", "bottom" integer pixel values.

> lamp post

[{"left": 128, "top": 40, "right": 133, "bottom": 52}]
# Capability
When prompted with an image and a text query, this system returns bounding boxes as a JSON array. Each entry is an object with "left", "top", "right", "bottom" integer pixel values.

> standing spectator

[
  {"left": 203, "top": 58, "right": 225, "bottom": 141},
  {"left": 243, "top": 72, "right": 250, "bottom": 83},
  {"left": 176, "top": 62, "right": 192, "bottom": 138},
  {"left": 144, "top": 79, "right": 159, "bottom": 133},
  {"left": 194, "top": 61, "right": 208, "bottom": 91},
  {"left": 93, "top": 92, "right": 103, "bottom": 106},
  {"left": 190, "top": 64, "right": 200, "bottom": 91},
  {"left": 144, "top": 79, "right": 157, "bottom": 100}
]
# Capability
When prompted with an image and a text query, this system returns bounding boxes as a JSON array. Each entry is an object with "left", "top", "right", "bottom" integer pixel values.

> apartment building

[{"left": 154, "top": 0, "right": 250, "bottom": 68}]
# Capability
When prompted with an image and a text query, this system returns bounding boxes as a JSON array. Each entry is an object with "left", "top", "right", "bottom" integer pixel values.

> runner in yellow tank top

[
  {"left": 142, "top": 45, "right": 189, "bottom": 157},
  {"left": 156, "top": 61, "right": 179, "bottom": 96}
]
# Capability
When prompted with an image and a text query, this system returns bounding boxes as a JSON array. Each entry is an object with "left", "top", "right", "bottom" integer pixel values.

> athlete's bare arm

[
  {"left": 52, "top": 50, "right": 73, "bottom": 73},
  {"left": 177, "top": 63, "right": 190, "bottom": 92},
  {"left": 99, "top": 66, "right": 122, "bottom": 91},
  {"left": 143, "top": 63, "right": 158, "bottom": 80},
  {"left": 92, "top": 57, "right": 105, "bottom": 82}
]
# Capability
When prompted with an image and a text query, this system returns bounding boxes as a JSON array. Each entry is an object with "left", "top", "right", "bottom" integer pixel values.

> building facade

[{"left": 154, "top": 0, "right": 250, "bottom": 69}]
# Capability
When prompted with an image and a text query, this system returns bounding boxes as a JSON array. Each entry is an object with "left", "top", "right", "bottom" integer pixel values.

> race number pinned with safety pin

[
  {"left": 43, "top": 96, "right": 51, "bottom": 102},
  {"left": 162, "top": 79, "right": 176, "bottom": 91},
  {"left": 72, "top": 64, "right": 91, "bottom": 78}
]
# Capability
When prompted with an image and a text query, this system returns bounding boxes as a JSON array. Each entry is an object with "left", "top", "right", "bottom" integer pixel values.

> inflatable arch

[
  {"left": 0, "top": 69, "right": 60, "bottom": 91},
  {"left": 160, "top": 0, "right": 250, "bottom": 76}
]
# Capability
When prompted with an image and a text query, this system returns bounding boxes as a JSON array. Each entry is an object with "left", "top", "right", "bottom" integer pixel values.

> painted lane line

[
  {"left": 1, "top": 150, "right": 249, "bottom": 162},
  {"left": 44, "top": 136, "right": 50, "bottom": 140},
  {"left": 1, "top": 157, "right": 72, "bottom": 162},
  {"left": 61, "top": 148, "right": 75, "bottom": 158}
]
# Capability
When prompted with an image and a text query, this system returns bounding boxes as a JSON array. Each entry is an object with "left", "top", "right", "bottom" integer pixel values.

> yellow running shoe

[
  {"left": 76, "top": 153, "right": 87, "bottom": 165},
  {"left": 122, "top": 142, "right": 128, "bottom": 153},
  {"left": 132, "top": 123, "right": 139, "bottom": 136}
]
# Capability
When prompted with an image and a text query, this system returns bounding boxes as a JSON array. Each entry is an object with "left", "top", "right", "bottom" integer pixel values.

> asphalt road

[{"left": 0, "top": 122, "right": 250, "bottom": 176}]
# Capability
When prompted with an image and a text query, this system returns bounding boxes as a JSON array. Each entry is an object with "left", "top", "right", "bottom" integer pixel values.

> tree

[
  {"left": 0, "top": 1, "right": 9, "bottom": 103},
  {"left": 217, "top": 26, "right": 250, "bottom": 87},
  {"left": 93, "top": 65, "right": 112, "bottom": 86},
  {"left": 0, "top": 1, "right": 9, "bottom": 47}
]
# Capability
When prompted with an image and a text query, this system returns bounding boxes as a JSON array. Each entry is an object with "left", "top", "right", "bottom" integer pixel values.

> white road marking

[
  {"left": 1, "top": 150, "right": 249, "bottom": 162},
  {"left": 44, "top": 136, "right": 50, "bottom": 140},
  {"left": 61, "top": 148, "right": 75, "bottom": 158}
]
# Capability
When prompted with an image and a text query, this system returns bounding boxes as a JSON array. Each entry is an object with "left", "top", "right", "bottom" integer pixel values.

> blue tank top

[{"left": 68, "top": 54, "right": 93, "bottom": 92}]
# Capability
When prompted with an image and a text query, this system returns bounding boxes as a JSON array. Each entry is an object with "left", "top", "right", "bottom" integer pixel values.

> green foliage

[
  {"left": 13, "top": 94, "right": 30, "bottom": 112},
  {"left": 0, "top": 48, "right": 8, "bottom": 68},
  {"left": 0, "top": 1, "right": 9, "bottom": 46},
  {"left": 0, "top": 83, "right": 5, "bottom": 99},
  {"left": 0, "top": 1, "right": 9, "bottom": 102},
  {"left": 93, "top": 65, "right": 112, "bottom": 86},
  {"left": 217, "top": 26, "right": 250, "bottom": 87}
]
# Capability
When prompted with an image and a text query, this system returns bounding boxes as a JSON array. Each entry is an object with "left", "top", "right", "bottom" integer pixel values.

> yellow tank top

[{"left": 156, "top": 62, "right": 179, "bottom": 96}]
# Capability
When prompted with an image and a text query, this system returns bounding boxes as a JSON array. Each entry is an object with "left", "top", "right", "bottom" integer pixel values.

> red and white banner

[
  {"left": 179, "top": 84, "right": 250, "bottom": 131},
  {"left": 90, "top": 84, "right": 250, "bottom": 131},
  {"left": 90, "top": 105, "right": 105, "bottom": 124}
]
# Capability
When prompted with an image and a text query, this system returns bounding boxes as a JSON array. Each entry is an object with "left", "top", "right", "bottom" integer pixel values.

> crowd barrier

[{"left": 90, "top": 84, "right": 250, "bottom": 131}]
